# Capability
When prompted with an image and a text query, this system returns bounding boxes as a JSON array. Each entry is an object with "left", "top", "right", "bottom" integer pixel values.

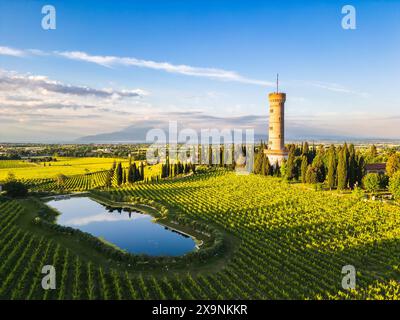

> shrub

[
  {"left": 363, "top": 173, "right": 380, "bottom": 193},
  {"left": 389, "top": 171, "right": 400, "bottom": 201},
  {"left": 2, "top": 180, "right": 28, "bottom": 197},
  {"left": 306, "top": 166, "right": 318, "bottom": 184}
]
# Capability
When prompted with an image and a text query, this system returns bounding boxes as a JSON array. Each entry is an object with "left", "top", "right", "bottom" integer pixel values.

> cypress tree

[
  {"left": 286, "top": 147, "right": 295, "bottom": 180},
  {"left": 337, "top": 149, "right": 347, "bottom": 190},
  {"left": 132, "top": 163, "right": 137, "bottom": 181},
  {"left": 301, "top": 155, "right": 308, "bottom": 183},
  {"left": 115, "top": 162, "right": 123, "bottom": 186},
  {"left": 348, "top": 144, "right": 357, "bottom": 189},
  {"left": 261, "top": 154, "right": 271, "bottom": 176},
  {"left": 302, "top": 141, "right": 309, "bottom": 156},
  {"left": 128, "top": 164, "right": 134, "bottom": 183},
  {"left": 140, "top": 162, "right": 145, "bottom": 180},
  {"left": 253, "top": 152, "right": 263, "bottom": 174},
  {"left": 327, "top": 145, "right": 336, "bottom": 190}
]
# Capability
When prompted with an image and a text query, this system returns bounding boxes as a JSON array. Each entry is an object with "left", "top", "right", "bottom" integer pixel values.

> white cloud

[
  {"left": 0, "top": 69, "right": 147, "bottom": 99},
  {"left": 0, "top": 46, "right": 26, "bottom": 57},
  {"left": 56, "top": 50, "right": 274, "bottom": 85},
  {"left": 0, "top": 45, "right": 273, "bottom": 86},
  {"left": 307, "top": 81, "right": 368, "bottom": 97}
]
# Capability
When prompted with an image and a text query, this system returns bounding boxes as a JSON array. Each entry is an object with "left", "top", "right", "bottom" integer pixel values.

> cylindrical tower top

[{"left": 268, "top": 92, "right": 286, "bottom": 102}]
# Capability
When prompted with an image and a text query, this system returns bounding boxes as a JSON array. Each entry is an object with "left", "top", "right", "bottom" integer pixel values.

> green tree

[
  {"left": 327, "top": 145, "right": 336, "bottom": 190},
  {"left": 131, "top": 163, "right": 137, "bottom": 181},
  {"left": 305, "top": 165, "right": 318, "bottom": 184},
  {"left": 115, "top": 162, "right": 123, "bottom": 186},
  {"left": 2, "top": 181, "right": 28, "bottom": 198},
  {"left": 286, "top": 147, "right": 296, "bottom": 180},
  {"left": 386, "top": 153, "right": 400, "bottom": 177},
  {"left": 104, "top": 171, "right": 112, "bottom": 188},
  {"left": 312, "top": 153, "right": 326, "bottom": 183},
  {"left": 356, "top": 154, "right": 365, "bottom": 186},
  {"left": 140, "top": 162, "right": 145, "bottom": 181},
  {"left": 253, "top": 152, "right": 263, "bottom": 174},
  {"left": 337, "top": 148, "right": 348, "bottom": 190},
  {"left": 300, "top": 155, "right": 308, "bottom": 183},
  {"left": 363, "top": 173, "right": 380, "bottom": 193},
  {"left": 302, "top": 141, "right": 309, "bottom": 156},
  {"left": 389, "top": 171, "right": 400, "bottom": 201},
  {"left": 261, "top": 154, "right": 271, "bottom": 176},
  {"left": 127, "top": 164, "right": 134, "bottom": 183},
  {"left": 370, "top": 144, "right": 378, "bottom": 158},
  {"left": 348, "top": 144, "right": 357, "bottom": 189},
  {"left": 280, "top": 159, "right": 287, "bottom": 179},
  {"left": 56, "top": 174, "right": 67, "bottom": 189}
]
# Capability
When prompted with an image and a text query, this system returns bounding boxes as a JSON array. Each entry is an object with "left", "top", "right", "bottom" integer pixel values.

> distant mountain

[
  {"left": 77, "top": 124, "right": 395, "bottom": 144},
  {"left": 77, "top": 125, "right": 160, "bottom": 143}
]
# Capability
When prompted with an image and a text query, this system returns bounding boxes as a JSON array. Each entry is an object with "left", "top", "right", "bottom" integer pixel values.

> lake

[{"left": 46, "top": 196, "right": 196, "bottom": 256}]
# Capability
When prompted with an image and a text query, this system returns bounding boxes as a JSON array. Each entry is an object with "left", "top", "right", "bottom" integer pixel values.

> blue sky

[{"left": 0, "top": 0, "right": 399, "bottom": 142}]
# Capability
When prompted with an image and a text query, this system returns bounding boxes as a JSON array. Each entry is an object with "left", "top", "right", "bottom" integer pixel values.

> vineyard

[
  {"left": 0, "top": 170, "right": 399, "bottom": 299},
  {"left": 0, "top": 160, "right": 36, "bottom": 169},
  {"left": 0, "top": 157, "right": 131, "bottom": 180}
]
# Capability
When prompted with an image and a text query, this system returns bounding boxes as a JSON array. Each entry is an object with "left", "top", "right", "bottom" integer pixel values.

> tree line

[{"left": 252, "top": 142, "right": 364, "bottom": 190}]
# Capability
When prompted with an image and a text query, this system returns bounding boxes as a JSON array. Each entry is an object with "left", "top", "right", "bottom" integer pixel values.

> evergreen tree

[
  {"left": 337, "top": 149, "right": 348, "bottom": 190},
  {"left": 132, "top": 163, "right": 137, "bottom": 181},
  {"left": 127, "top": 164, "right": 134, "bottom": 183},
  {"left": 208, "top": 145, "right": 213, "bottom": 166},
  {"left": 280, "top": 159, "right": 288, "bottom": 179},
  {"left": 104, "top": 171, "right": 112, "bottom": 188},
  {"left": 348, "top": 144, "right": 357, "bottom": 189},
  {"left": 140, "top": 162, "right": 145, "bottom": 180},
  {"left": 306, "top": 165, "right": 318, "bottom": 184},
  {"left": 301, "top": 155, "right": 308, "bottom": 183},
  {"left": 302, "top": 141, "right": 309, "bottom": 156},
  {"left": 370, "top": 144, "right": 378, "bottom": 158},
  {"left": 274, "top": 161, "right": 280, "bottom": 177},
  {"left": 327, "top": 145, "right": 336, "bottom": 190},
  {"left": 253, "top": 152, "right": 263, "bottom": 174},
  {"left": 312, "top": 151, "right": 326, "bottom": 183},
  {"left": 220, "top": 145, "right": 224, "bottom": 167},
  {"left": 115, "top": 162, "right": 123, "bottom": 186},
  {"left": 356, "top": 154, "right": 365, "bottom": 186},
  {"left": 286, "top": 146, "right": 296, "bottom": 180},
  {"left": 386, "top": 153, "right": 400, "bottom": 177},
  {"left": 261, "top": 154, "right": 271, "bottom": 176}
]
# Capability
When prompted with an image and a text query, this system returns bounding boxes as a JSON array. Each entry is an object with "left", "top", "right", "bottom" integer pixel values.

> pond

[{"left": 46, "top": 196, "right": 196, "bottom": 256}]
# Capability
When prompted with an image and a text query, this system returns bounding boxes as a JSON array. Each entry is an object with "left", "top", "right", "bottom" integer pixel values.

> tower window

[
  {"left": 269, "top": 126, "right": 273, "bottom": 131},
  {"left": 270, "top": 109, "right": 274, "bottom": 113}
]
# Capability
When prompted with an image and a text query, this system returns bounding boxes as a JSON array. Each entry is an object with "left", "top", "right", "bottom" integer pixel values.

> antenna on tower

[{"left": 276, "top": 73, "right": 279, "bottom": 93}]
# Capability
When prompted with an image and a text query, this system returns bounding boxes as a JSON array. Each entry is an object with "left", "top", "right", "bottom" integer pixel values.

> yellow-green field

[{"left": 0, "top": 157, "right": 156, "bottom": 180}]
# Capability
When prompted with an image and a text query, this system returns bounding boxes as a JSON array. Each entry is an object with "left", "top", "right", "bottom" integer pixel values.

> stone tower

[{"left": 264, "top": 75, "right": 288, "bottom": 166}]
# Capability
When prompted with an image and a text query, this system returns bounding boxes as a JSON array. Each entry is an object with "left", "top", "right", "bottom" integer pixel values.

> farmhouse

[{"left": 365, "top": 163, "right": 386, "bottom": 175}]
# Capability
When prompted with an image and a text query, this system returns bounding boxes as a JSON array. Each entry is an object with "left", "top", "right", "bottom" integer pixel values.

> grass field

[{"left": 0, "top": 169, "right": 399, "bottom": 299}]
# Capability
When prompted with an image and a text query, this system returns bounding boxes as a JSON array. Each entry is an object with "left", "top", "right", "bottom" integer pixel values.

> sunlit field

[
  {"left": 0, "top": 169, "right": 398, "bottom": 299},
  {"left": 0, "top": 157, "right": 135, "bottom": 180}
]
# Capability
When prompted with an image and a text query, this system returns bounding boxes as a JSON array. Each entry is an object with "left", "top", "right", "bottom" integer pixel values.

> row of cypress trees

[
  {"left": 108, "top": 160, "right": 145, "bottom": 186},
  {"left": 253, "top": 142, "right": 365, "bottom": 190},
  {"left": 161, "top": 157, "right": 196, "bottom": 178}
]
